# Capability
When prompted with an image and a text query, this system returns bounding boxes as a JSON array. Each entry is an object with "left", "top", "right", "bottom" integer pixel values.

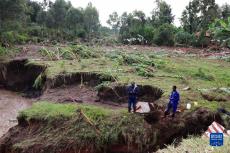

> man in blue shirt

[
  {"left": 164, "top": 86, "right": 180, "bottom": 118},
  {"left": 127, "top": 82, "right": 139, "bottom": 113}
]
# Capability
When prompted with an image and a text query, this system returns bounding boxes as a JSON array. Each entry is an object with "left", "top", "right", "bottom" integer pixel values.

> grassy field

[
  {"left": 30, "top": 45, "right": 230, "bottom": 110},
  {"left": 2, "top": 44, "right": 230, "bottom": 152},
  {"left": 157, "top": 136, "right": 230, "bottom": 153}
]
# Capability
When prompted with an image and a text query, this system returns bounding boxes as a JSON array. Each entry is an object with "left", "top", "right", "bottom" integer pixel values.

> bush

[
  {"left": 0, "top": 46, "right": 7, "bottom": 56},
  {"left": 153, "top": 24, "right": 175, "bottom": 46},
  {"left": 143, "top": 25, "right": 155, "bottom": 44},
  {"left": 71, "top": 45, "right": 99, "bottom": 58},
  {"left": 175, "top": 31, "right": 195, "bottom": 46},
  {"left": 27, "top": 25, "right": 44, "bottom": 37},
  {"left": 0, "top": 31, "right": 29, "bottom": 44},
  {"left": 133, "top": 64, "right": 154, "bottom": 77}
]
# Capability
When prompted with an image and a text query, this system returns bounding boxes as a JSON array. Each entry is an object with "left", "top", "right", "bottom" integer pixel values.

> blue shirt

[
  {"left": 127, "top": 85, "right": 139, "bottom": 99},
  {"left": 170, "top": 91, "right": 180, "bottom": 104}
]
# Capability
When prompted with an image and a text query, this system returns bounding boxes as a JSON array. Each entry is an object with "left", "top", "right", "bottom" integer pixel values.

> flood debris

[{"left": 199, "top": 87, "right": 230, "bottom": 101}]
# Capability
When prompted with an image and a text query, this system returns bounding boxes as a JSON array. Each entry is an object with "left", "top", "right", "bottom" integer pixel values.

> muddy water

[{"left": 0, "top": 89, "right": 32, "bottom": 137}]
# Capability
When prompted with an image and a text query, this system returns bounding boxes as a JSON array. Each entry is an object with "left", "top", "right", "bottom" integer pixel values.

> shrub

[
  {"left": 134, "top": 64, "right": 154, "bottom": 77},
  {"left": 153, "top": 24, "right": 175, "bottom": 46},
  {"left": 0, "top": 31, "right": 29, "bottom": 44},
  {"left": 71, "top": 45, "right": 99, "bottom": 58},
  {"left": 0, "top": 46, "right": 7, "bottom": 56},
  {"left": 143, "top": 25, "right": 155, "bottom": 44},
  {"left": 175, "top": 31, "right": 195, "bottom": 46},
  {"left": 1, "top": 31, "right": 15, "bottom": 44},
  {"left": 27, "top": 25, "right": 44, "bottom": 37}
]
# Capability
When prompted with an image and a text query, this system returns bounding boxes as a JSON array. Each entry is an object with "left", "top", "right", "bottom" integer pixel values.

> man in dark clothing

[
  {"left": 164, "top": 86, "right": 180, "bottom": 118},
  {"left": 127, "top": 82, "right": 139, "bottom": 112}
]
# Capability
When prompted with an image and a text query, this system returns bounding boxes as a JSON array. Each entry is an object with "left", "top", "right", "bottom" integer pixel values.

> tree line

[
  {"left": 0, "top": 0, "right": 100, "bottom": 45},
  {"left": 0, "top": 0, "right": 230, "bottom": 48},
  {"left": 107, "top": 0, "right": 230, "bottom": 47}
]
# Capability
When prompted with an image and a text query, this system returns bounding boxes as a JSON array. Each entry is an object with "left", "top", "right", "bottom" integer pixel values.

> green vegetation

[
  {"left": 210, "top": 17, "right": 230, "bottom": 48},
  {"left": 157, "top": 136, "right": 230, "bottom": 153},
  {"left": 19, "top": 102, "right": 113, "bottom": 122},
  {"left": 29, "top": 46, "right": 230, "bottom": 111},
  {"left": 153, "top": 24, "right": 176, "bottom": 46},
  {"left": 0, "top": 46, "right": 20, "bottom": 57},
  {"left": 16, "top": 102, "right": 150, "bottom": 152},
  {"left": 1, "top": 0, "right": 229, "bottom": 48},
  {"left": 175, "top": 31, "right": 195, "bottom": 46},
  {"left": 0, "top": 0, "right": 230, "bottom": 152},
  {"left": 0, "top": 0, "right": 101, "bottom": 45},
  {"left": 39, "top": 45, "right": 99, "bottom": 60}
]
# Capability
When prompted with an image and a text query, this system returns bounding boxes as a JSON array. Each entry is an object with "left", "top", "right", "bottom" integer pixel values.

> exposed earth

[{"left": 0, "top": 44, "right": 229, "bottom": 153}]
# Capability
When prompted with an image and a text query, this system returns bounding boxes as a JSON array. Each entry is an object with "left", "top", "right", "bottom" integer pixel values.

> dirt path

[{"left": 0, "top": 89, "right": 32, "bottom": 137}]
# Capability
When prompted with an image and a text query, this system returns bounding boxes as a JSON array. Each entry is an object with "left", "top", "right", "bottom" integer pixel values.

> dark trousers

[
  {"left": 128, "top": 97, "right": 137, "bottom": 112},
  {"left": 164, "top": 102, "right": 178, "bottom": 117}
]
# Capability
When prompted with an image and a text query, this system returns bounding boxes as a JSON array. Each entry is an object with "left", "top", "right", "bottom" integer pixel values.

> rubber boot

[{"left": 128, "top": 107, "right": 131, "bottom": 113}]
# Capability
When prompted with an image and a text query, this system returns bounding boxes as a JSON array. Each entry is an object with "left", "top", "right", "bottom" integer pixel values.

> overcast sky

[{"left": 37, "top": 0, "right": 230, "bottom": 27}]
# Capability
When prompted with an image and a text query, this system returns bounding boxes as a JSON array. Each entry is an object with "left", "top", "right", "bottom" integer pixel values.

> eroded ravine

[{"left": 0, "top": 89, "right": 32, "bottom": 137}]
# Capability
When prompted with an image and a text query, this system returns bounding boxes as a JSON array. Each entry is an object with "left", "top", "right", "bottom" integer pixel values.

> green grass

[
  {"left": 19, "top": 102, "right": 78, "bottom": 121},
  {"left": 29, "top": 46, "right": 230, "bottom": 111},
  {"left": 157, "top": 136, "right": 230, "bottom": 153},
  {"left": 19, "top": 102, "right": 116, "bottom": 121},
  {"left": 0, "top": 46, "right": 20, "bottom": 57},
  {"left": 7, "top": 45, "right": 230, "bottom": 153},
  {"left": 16, "top": 102, "right": 148, "bottom": 153}
]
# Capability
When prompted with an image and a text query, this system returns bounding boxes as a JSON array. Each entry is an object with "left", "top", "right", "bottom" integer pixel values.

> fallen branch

[{"left": 76, "top": 109, "right": 101, "bottom": 136}]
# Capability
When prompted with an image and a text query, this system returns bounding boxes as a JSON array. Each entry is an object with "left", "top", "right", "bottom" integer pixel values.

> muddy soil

[
  {"left": 40, "top": 84, "right": 127, "bottom": 109},
  {"left": 0, "top": 89, "right": 32, "bottom": 137},
  {"left": 0, "top": 59, "right": 46, "bottom": 97}
]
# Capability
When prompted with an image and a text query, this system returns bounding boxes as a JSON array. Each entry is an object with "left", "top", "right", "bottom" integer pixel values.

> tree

[
  {"left": 49, "top": 0, "right": 71, "bottom": 29},
  {"left": 153, "top": 23, "right": 176, "bottom": 46},
  {"left": 199, "top": 0, "right": 220, "bottom": 29},
  {"left": 107, "top": 12, "right": 120, "bottom": 34},
  {"left": 27, "top": 0, "right": 42, "bottom": 23},
  {"left": 181, "top": 0, "right": 220, "bottom": 33},
  {"left": 221, "top": 4, "right": 230, "bottom": 20},
  {"left": 83, "top": 2, "right": 100, "bottom": 39},
  {"left": 133, "top": 10, "right": 146, "bottom": 25},
  {"left": 65, "top": 7, "right": 85, "bottom": 37},
  {"left": 65, "top": 7, "right": 83, "bottom": 29},
  {"left": 151, "top": 0, "right": 174, "bottom": 26},
  {"left": 119, "top": 11, "right": 144, "bottom": 41},
  {"left": 0, "top": 0, "right": 27, "bottom": 24},
  {"left": 180, "top": 0, "right": 200, "bottom": 33}
]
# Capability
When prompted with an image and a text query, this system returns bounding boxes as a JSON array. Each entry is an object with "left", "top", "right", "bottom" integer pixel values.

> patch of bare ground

[
  {"left": 102, "top": 45, "right": 230, "bottom": 57},
  {"left": 39, "top": 84, "right": 127, "bottom": 109},
  {"left": 15, "top": 44, "right": 67, "bottom": 60}
]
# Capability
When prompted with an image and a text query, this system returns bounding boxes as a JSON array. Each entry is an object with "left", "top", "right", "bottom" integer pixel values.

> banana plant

[{"left": 209, "top": 17, "right": 230, "bottom": 48}]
